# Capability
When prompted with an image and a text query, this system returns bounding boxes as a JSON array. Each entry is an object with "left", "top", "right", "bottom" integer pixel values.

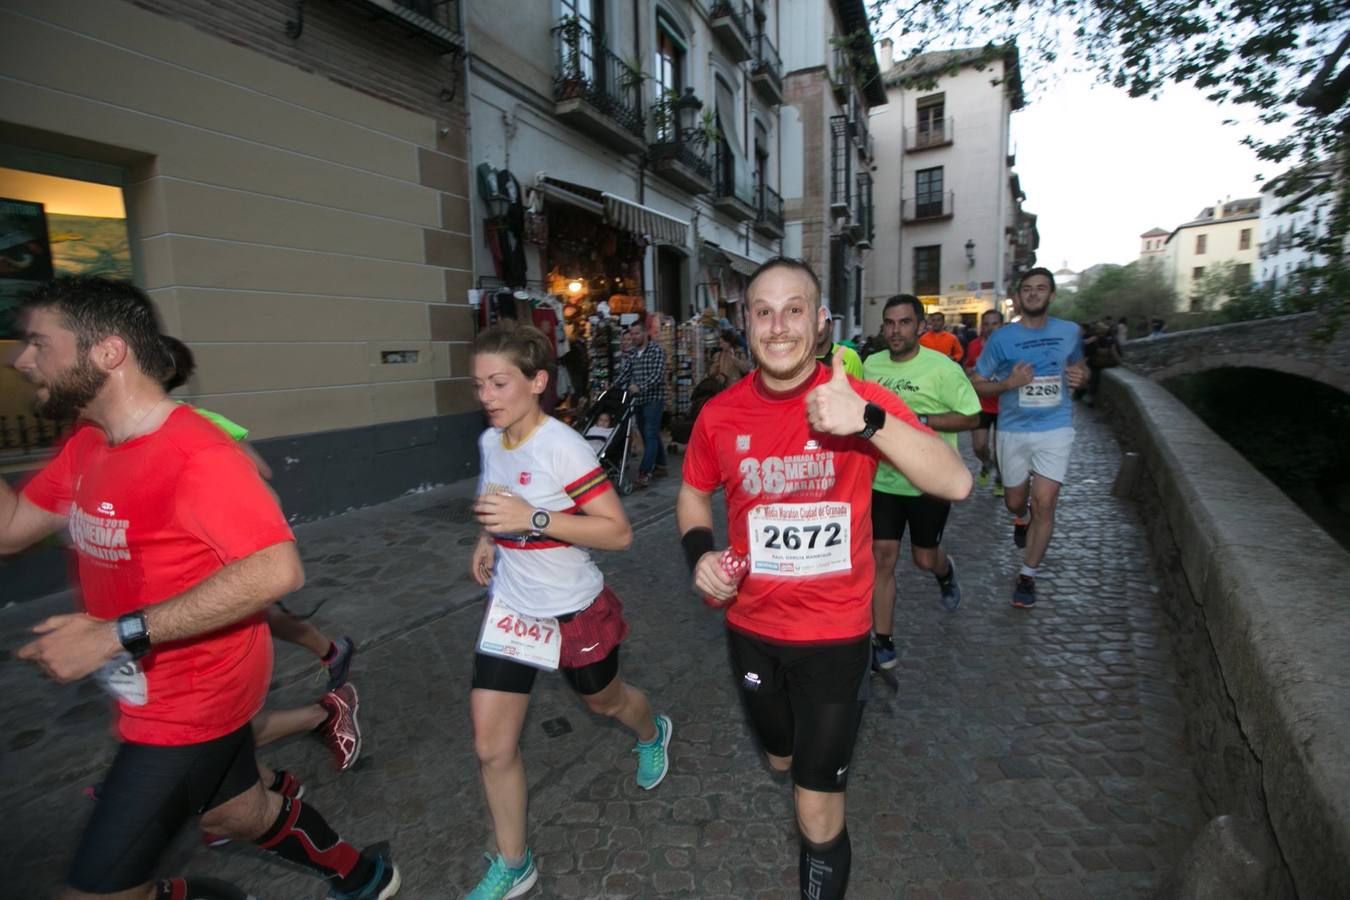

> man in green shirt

[
  {"left": 863, "top": 295, "right": 980, "bottom": 669},
  {"left": 813, "top": 315, "right": 863, "bottom": 378}
]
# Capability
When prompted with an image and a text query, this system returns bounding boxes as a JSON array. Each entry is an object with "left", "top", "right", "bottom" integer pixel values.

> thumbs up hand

[{"left": 806, "top": 353, "right": 867, "bottom": 436}]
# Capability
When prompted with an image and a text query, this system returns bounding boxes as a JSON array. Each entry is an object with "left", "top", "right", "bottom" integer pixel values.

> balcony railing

[
  {"left": 830, "top": 115, "right": 852, "bottom": 215},
  {"left": 848, "top": 100, "right": 872, "bottom": 161},
  {"left": 338, "top": 0, "right": 462, "bottom": 51},
  {"left": 830, "top": 44, "right": 852, "bottom": 98},
  {"left": 648, "top": 134, "right": 713, "bottom": 194},
  {"left": 906, "top": 117, "right": 954, "bottom": 151},
  {"left": 755, "top": 181, "right": 784, "bottom": 237},
  {"left": 713, "top": 141, "right": 757, "bottom": 219},
  {"left": 709, "top": 1, "right": 754, "bottom": 62},
  {"left": 853, "top": 172, "right": 873, "bottom": 246},
  {"left": 902, "top": 191, "right": 955, "bottom": 222},
  {"left": 553, "top": 19, "right": 645, "bottom": 147},
  {"left": 749, "top": 32, "right": 782, "bottom": 102}
]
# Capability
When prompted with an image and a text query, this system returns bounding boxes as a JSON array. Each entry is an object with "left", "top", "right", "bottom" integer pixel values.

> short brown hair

[
  {"left": 473, "top": 323, "right": 555, "bottom": 383},
  {"left": 746, "top": 256, "right": 822, "bottom": 309}
]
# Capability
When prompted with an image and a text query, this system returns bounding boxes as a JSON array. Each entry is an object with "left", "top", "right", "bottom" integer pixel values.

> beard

[
  {"left": 1020, "top": 297, "right": 1051, "bottom": 318},
  {"left": 34, "top": 357, "right": 107, "bottom": 420}
]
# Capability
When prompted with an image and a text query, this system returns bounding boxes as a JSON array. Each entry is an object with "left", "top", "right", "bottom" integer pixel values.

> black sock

[
  {"left": 268, "top": 770, "right": 286, "bottom": 792},
  {"left": 157, "top": 877, "right": 253, "bottom": 899},
  {"left": 874, "top": 633, "right": 893, "bottom": 650},
  {"left": 935, "top": 562, "right": 953, "bottom": 585},
  {"left": 254, "top": 796, "right": 374, "bottom": 892},
  {"left": 799, "top": 827, "right": 851, "bottom": 900}
]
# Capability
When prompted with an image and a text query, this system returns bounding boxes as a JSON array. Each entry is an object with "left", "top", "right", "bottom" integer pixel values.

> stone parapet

[{"left": 1102, "top": 368, "right": 1350, "bottom": 899}]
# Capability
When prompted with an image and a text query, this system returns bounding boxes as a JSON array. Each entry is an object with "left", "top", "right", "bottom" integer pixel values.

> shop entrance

[{"left": 655, "top": 246, "right": 683, "bottom": 318}]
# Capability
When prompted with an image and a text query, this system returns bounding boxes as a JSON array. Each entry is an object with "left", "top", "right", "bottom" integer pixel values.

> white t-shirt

[{"left": 478, "top": 416, "right": 610, "bottom": 616}]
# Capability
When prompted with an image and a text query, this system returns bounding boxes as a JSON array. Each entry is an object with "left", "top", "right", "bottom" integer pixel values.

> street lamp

[
  {"left": 964, "top": 239, "right": 976, "bottom": 266},
  {"left": 673, "top": 87, "right": 703, "bottom": 141}
]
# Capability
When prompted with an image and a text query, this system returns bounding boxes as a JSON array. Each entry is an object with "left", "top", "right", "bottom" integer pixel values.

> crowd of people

[{"left": 4, "top": 260, "right": 1090, "bottom": 899}]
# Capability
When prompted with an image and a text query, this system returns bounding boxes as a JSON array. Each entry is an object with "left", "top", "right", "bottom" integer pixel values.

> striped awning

[{"left": 602, "top": 193, "right": 689, "bottom": 246}]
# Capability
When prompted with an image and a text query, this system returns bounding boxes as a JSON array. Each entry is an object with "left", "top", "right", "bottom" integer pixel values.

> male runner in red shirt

[
  {"left": 6, "top": 278, "right": 397, "bottom": 900},
  {"left": 677, "top": 258, "right": 971, "bottom": 899}
]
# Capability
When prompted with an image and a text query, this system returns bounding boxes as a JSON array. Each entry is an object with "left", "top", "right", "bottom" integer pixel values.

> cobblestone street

[{"left": 1, "top": 402, "right": 1204, "bottom": 898}]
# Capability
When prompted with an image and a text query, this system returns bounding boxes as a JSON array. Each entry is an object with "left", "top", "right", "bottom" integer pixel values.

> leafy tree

[
  {"left": 1055, "top": 261, "right": 1179, "bottom": 329},
  {"left": 871, "top": 0, "right": 1350, "bottom": 326}
]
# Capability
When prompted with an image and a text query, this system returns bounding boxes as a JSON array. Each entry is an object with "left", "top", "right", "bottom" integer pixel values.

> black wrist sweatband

[{"left": 681, "top": 527, "right": 716, "bottom": 573}]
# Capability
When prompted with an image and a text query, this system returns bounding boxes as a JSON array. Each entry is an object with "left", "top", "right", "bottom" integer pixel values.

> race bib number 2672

[{"left": 748, "top": 501, "right": 851, "bottom": 578}]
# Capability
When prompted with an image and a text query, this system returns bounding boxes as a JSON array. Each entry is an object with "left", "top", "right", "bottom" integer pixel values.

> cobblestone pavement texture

[{"left": 1, "top": 404, "right": 1204, "bottom": 898}]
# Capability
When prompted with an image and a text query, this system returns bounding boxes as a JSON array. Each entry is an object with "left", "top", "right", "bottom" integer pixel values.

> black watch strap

[
  {"left": 117, "top": 612, "right": 151, "bottom": 660},
  {"left": 857, "top": 402, "right": 885, "bottom": 440}
]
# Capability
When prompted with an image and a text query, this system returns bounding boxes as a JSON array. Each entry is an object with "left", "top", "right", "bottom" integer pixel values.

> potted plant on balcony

[{"left": 558, "top": 15, "right": 586, "bottom": 99}]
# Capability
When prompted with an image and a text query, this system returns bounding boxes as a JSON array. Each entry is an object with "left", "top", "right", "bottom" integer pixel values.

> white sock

[{"left": 1020, "top": 564, "right": 1038, "bottom": 578}]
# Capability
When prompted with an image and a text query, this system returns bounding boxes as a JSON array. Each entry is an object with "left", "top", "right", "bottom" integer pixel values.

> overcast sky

[{"left": 1010, "top": 76, "right": 1286, "bottom": 272}]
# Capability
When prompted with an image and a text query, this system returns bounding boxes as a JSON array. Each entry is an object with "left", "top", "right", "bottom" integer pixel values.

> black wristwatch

[
  {"left": 857, "top": 402, "right": 886, "bottom": 440},
  {"left": 530, "top": 509, "right": 552, "bottom": 534},
  {"left": 116, "top": 612, "right": 151, "bottom": 660}
]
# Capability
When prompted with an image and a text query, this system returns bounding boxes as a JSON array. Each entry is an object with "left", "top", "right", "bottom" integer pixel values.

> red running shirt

[
  {"left": 963, "top": 337, "right": 1000, "bottom": 414},
  {"left": 23, "top": 407, "right": 295, "bottom": 746},
  {"left": 684, "top": 364, "right": 924, "bottom": 643}
]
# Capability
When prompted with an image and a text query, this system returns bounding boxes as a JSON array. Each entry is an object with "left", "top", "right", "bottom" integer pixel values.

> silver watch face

[{"left": 532, "top": 510, "right": 550, "bottom": 530}]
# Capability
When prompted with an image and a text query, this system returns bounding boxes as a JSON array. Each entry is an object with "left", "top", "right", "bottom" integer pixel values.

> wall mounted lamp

[{"left": 964, "top": 239, "right": 976, "bottom": 266}]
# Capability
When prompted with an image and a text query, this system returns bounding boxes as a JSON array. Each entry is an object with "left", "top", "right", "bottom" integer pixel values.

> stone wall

[
  {"left": 1123, "top": 312, "right": 1350, "bottom": 395},
  {"left": 1101, "top": 368, "right": 1350, "bottom": 898}
]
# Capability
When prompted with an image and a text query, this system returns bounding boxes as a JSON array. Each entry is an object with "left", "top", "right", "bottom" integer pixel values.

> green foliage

[
  {"left": 872, "top": 0, "right": 1350, "bottom": 325},
  {"left": 1051, "top": 261, "right": 1178, "bottom": 328}
]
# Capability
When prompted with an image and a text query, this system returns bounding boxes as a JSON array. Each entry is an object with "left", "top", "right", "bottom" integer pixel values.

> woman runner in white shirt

[{"left": 466, "top": 325, "right": 672, "bottom": 900}]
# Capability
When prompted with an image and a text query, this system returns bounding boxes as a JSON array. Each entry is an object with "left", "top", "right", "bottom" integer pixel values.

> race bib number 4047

[
  {"left": 1019, "top": 374, "right": 1063, "bottom": 408},
  {"left": 748, "top": 502, "right": 851, "bottom": 577},
  {"left": 477, "top": 593, "right": 562, "bottom": 670}
]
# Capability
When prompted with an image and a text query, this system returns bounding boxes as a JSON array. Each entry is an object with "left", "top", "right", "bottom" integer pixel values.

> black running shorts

[
  {"left": 67, "top": 723, "right": 259, "bottom": 893},
  {"left": 471, "top": 645, "right": 620, "bottom": 696},
  {"left": 725, "top": 629, "right": 870, "bottom": 793},
  {"left": 870, "top": 489, "right": 952, "bottom": 548},
  {"left": 977, "top": 410, "right": 998, "bottom": 430}
]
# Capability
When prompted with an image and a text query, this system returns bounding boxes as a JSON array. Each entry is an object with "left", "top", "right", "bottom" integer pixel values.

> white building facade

[
  {"left": 465, "top": 0, "right": 787, "bottom": 325},
  {"left": 866, "top": 43, "right": 1032, "bottom": 335},
  {"left": 1258, "top": 166, "right": 1334, "bottom": 290}
]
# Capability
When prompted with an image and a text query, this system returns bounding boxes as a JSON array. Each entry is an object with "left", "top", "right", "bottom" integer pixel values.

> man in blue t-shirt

[{"left": 970, "top": 268, "right": 1088, "bottom": 608}]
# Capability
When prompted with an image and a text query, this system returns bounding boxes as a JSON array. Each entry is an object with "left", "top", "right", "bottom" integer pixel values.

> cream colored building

[
  {"left": 0, "top": 0, "right": 476, "bottom": 534},
  {"left": 1163, "top": 198, "right": 1261, "bottom": 309},
  {"left": 866, "top": 43, "right": 1031, "bottom": 334}
]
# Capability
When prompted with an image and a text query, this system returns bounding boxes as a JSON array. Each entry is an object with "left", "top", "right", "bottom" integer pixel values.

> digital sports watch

[
  {"left": 857, "top": 402, "right": 886, "bottom": 440},
  {"left": 116, "top": 612, "right": 151, "bottom": 660}
]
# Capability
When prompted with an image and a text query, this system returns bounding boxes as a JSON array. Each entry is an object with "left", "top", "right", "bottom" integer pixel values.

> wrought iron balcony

[
  {"left": 327, "top": 0, "right": 462, "bottom": 52},
  {"left": 552, "top": 19, "right": 646, "bottom": 155},
  {"left": 830, "top": 44, "right": 852, "bottom": 99},
  {"left": 749, "top": 33, "right": 782, "bottom": 103},
  {"left": 709, "top": 1, "right": 754, "bottom": 63},
  {"left": 902, "top": 191, "right": 955, "bottom": 223},
  {"left": 649, "top": 136, "right": 713, "bottom": 195},
  {"left": 755, "top": 181, "right": 784, "bottom": 238},
  {"left": 713, "top": 141, "right": 757, "bottom": 221},
  {"left": 852, "top": 172, "right": 873, "bottom": 247},
  {"left": 906, "top": 117, "right": 954, "bottom": 151},
  {"left": 830, "top": 115, "right": 852, "bottom": 215}
]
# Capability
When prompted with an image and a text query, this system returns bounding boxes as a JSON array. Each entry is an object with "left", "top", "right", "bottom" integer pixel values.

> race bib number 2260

[
  {"left": 748, "top": 501, "right": 851, "bottom": 577},
  {"left": 1019, "top": 375, "right": 1062, "bottom": 408}
]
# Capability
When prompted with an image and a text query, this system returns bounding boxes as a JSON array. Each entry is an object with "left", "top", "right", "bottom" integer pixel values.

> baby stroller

[{"left": 576, "top": 387, "right": 638, "bottom": 494}]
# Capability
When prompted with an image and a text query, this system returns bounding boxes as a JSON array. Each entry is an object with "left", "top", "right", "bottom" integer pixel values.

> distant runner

[{"left": 970, "top": 268, "right": 1088, "bottom": 608}]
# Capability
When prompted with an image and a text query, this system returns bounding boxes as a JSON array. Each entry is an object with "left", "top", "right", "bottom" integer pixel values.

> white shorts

[{"left": 997, "top": 427, "right": 1075, "bottom": 486}]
